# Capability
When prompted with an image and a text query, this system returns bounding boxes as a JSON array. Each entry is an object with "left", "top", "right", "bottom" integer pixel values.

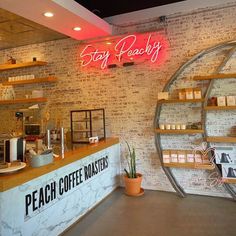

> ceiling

[
  {"left": 0, "top": 8, "right": 67, "bottom": 50},
  {"left": 0, "top": 0, "right": 186, "bottom": 50},
  {"left": 76, "top": 0, "right": 186, "bottom": 18}
]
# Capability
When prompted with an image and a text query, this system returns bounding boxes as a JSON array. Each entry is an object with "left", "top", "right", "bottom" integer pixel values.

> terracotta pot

[{"left": 124, "top": 173, "right": 142, "bottom": 196}]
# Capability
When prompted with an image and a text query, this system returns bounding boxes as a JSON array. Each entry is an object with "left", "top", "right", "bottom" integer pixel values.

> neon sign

[{"left": 80, "top": 32, "right": 168, "bottom": 69}]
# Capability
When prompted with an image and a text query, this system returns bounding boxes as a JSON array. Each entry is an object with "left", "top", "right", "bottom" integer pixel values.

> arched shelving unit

[{"left": 154, "top": 41, "right": 236, "bottom": 200}]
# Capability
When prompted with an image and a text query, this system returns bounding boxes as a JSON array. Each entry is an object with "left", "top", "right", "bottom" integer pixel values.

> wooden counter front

[{"left": 0, "top": 137, "right": 119, "bottom": 192}]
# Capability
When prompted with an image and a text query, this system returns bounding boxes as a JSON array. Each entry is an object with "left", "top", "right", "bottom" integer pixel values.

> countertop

[{"left": 0, "top": 137, "right": 119, "bottom": 192}]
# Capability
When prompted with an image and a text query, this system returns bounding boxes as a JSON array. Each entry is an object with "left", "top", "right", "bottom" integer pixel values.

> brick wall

[{"left": 0, "top": 2, "right": 236, "bottom": 197}]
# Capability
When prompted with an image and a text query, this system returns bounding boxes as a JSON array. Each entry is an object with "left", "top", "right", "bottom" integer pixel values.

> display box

[
  {"left": 193, "top": 88, "right": 202, "bottom": 99},
  {"left": 217, "top": 96, "right": 226, "bottom": 106},
  {"left": 170, "top": 150, "right": 178, "bottom": 163},
  {"left": 194, "top": 151, "right": 202, "bottom": 163},
  {"left": 178, "top": 89, "right": 186, "bottom": 100},
  {"left": 185, "top": 88, "right": 194, "bottom": 100},
  {"left": 214, "top": 146, "right": 236, "bottom": 164},
  {"left": 163, "top": 150, "right": 170, "bottom": 163},
  {"left": 186, "top": 150, "right": 194, "bottom": 163},
  {"left": 226, "top": 96, "right": 236, "bottom": 106},
  {"left": 177, "top": 150, "right": 186, "bottom": 163},
  {"left": 221, "top": 164, "right": 236, "bottom": 179}
]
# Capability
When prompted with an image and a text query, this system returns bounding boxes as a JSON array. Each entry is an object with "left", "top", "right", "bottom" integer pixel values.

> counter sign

[
  {"left": 80, "top": 32, "right": 168, "bottom": 69},
  {"left": 24, "top": 156, "right": 109, "bottom": 219}
]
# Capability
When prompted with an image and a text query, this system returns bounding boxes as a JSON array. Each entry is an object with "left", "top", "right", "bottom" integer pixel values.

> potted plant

[{"left": 123, "top": 141, "right": 144, "bottom": 196}]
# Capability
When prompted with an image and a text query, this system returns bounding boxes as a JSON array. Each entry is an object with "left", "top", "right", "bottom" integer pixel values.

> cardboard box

[
  {"left": 186, "top": 150, "right": 195, "bottom": 163},
  {"left": 217, "top": 96, "right": 226, "bottom": 106},
  {"left": 163, "top": 150, "right": 170, "bottom": 163},
  {"left": 226, "top": 96, "right": 236, "bottom": 106},
  {"left": 185, "top": 88, "right": 194, "bottom": 100},
  {"left": 170, "top": 150, "right": 178, "bottom": 163},
  {"left": 193, "top": 88, "right": 202, "bottom": 99},
  {"left": 194, "top": 151, "right": 202, "bottom": 163},
  {"left": 178, "top": 89, "right": 186, "bottom": 100},
  {"left": 177, "top": 150, "right": 186, "bottom": 163}
]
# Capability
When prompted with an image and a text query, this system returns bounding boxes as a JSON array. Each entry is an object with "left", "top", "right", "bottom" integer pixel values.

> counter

[{"left": 0, "top": 137, "right": 120, "bottom": 236}]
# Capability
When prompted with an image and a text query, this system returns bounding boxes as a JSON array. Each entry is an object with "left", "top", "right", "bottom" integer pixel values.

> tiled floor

[{"left": 62, "top": 188, "right": 236, "bottom": 236}]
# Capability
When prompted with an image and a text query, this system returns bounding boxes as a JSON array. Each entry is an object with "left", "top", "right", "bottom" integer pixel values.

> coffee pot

[
  {"left": 227, "top": 167, "right": 236, "bottom": 178},
  {"left": 220, "top": 153, "right": 232, "bottom": 163}
]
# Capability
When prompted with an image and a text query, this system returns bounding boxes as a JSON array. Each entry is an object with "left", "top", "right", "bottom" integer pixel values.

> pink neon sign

[{"left": 80, "top": 32, "right": 168, "bottom": 69}]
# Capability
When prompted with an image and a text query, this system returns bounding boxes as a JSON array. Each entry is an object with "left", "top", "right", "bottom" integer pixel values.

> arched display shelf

[{"left": 154, "top": 40, "right": 236, "bottom": 200}]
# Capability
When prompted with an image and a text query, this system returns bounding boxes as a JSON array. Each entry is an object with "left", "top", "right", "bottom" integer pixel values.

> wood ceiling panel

[{"left": 0, "top": 8, "right": 67, "bottom": 50}]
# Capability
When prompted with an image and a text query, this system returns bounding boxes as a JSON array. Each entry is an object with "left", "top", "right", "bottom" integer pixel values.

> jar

[
  {"left": 176, "top": 124, "right": 181, "bottom": 130},
  {"left": 165, "top": 124, "right": 171, "bottom": 130},
  {"left": 178, "top": 89, "right": 186, "bottom": 100},
  {"left": 193, "top": 88, "right": 202, "bottom": 99},
  {"left": 159, "top": 124, "right": 165, "bottom": 130},
  {"left": 185, "top": 88, "right": 194, "bottom": 100}
]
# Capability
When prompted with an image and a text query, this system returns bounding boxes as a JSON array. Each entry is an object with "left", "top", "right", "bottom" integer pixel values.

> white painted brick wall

[{"left": 0, "top": 3, "right": 236, "bottom": 197}]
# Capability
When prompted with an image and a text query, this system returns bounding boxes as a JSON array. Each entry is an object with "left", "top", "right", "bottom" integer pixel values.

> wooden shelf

[
  {"left": 157, "top": 98, "right": 205, "bottom": 104},
  {"left": 222, "top": 178, "right": 236, "bottom": 184},
  {"left": 155, "top": 129, "right": 204, "bottom": 134},
  {"left": 206, "top": 136, "right": 236, "bottom": 143},
  {"left": 0, "top": 61, "right": 47, "bottom": 71},
  {"left": 204, "top": 106, "right": 236, "bottom": 111},
  {"left": 164, "top": 162, "right": 215, "bottom": 170},
  {"left": 0, "top": 97, "right": 47, "bottom": 105},
  {"left": 2, "top": 76, "right": 57, "bottom": 86},
  {"left": 193, "top": 73, "right": 236, "bottom": 81}
]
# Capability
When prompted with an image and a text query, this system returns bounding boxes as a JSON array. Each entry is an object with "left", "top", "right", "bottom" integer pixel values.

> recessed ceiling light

[
  {"left": 73, "top": 27, "right": 82, "bottom": 31},
  {"left": 44, "top": 12, "right": 54, "bottom": 17}
]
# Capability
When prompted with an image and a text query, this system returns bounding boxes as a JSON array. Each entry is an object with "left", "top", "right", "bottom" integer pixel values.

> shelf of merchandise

[
  {"left": 0, "top": 97, "right": 47, "bottom": 105},
  {"left": 204, "top": 106, "right": 236, "bottom": 111},
  {"left": 206, "top": 136, "right": 236, "bottom": 143},
  {"left": 157, "top": 98, "right": 205, "bottom": 104},
  {"left": 192, "top": 73, "right": 236, "bottom": 81},
  {"left": 163, "top": 162, "right": 215, "bottom": 170},
  {"left": 154, "top": 41, "right": 236, "bottom": 200},
  {"left": 2, "top": 76, "right": 57, "bottom": 86},
  {"left": 0, "top": 61, "right": 47, "bottom": 71},
  {"left": 155, "top": 129, "right": 204, "bottom": 134}
]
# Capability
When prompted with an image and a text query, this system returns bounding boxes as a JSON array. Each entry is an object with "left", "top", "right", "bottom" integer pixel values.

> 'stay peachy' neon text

[{"left": 80, "top": 34, "right": 163, "bottom": 69}]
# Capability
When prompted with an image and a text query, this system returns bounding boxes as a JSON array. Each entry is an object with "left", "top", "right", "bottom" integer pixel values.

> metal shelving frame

[{"left": 154, "top": 40, "right": 236, "bottom": 200}]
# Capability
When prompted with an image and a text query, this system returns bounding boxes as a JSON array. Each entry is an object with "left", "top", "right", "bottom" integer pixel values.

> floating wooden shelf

[
  {"left": 157, "top": 98, "right": 205, "bottom": 104},
  {"left": 2, "top": 76, "right": 57, "bottom": 86},
  {"left": 193, "top": 73, "right": 236, "bottom": 81},
  {"left": 204, "top": 106, "right": 236, "bottom": 111},
  {"left": 0, "top": 97, "right": 47, "bottom": 105},
  {"left": 206, "top": 136, "right": 236, "bottom": 143},
  {"left": 222, "top": 178, "right": 236, "bottom": 184},
  {"left": 164, "top": 162, "right": 215, "bottom": 170},
  {"left": 155, "top": 129, "right": 204, "bottom": 134},
  {"left": 0, "top": 61, "right": 47, "bottom": 71}
]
